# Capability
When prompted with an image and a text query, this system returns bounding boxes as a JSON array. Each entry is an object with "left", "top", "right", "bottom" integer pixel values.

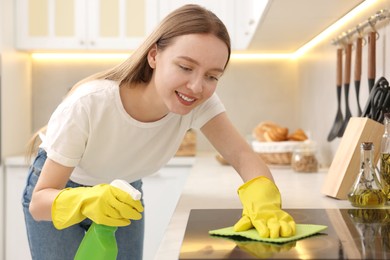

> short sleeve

[{"left": 41, "top": 100, "right": 89, "bottom": 167}]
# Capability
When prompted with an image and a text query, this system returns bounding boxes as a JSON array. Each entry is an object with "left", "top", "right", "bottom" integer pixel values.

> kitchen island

[{"left": 155, "top": 153, "right": 389, "bottom": 260}]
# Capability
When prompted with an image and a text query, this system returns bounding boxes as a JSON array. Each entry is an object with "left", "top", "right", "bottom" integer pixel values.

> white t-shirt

[{"left": 41, "top": 79, "right": 225, "bottom": 185}]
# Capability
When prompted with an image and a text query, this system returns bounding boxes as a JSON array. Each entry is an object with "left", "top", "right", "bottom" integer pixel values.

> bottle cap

[
  {"left": 361, "top": 142, "right": 373, "bottom": 150},
  {"left": 110, "top": 179, "right": 142, "bottom": 200}
]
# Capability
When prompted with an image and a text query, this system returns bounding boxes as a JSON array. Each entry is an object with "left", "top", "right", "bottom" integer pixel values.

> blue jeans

[{"left": 22, "top": 149, "right": 145, "bottom": 260}]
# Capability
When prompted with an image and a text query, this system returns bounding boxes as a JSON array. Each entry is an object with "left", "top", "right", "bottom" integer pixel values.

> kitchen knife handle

[
  {"left": 354, "top": 37, "right": 362, "bottom": 81},
  {"left": 368, "top": 31, "right": 376, "bottom": 79},
  {"left": 336, "top": 48, "right": 343, "bottom": 87},
  {"left": 344, "top": 43, "right": 352, "bottom": 85}
]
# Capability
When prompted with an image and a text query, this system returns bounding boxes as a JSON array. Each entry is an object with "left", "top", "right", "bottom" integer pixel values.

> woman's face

[{"left": 148, "top": 33, "right": 229, "bottom": 115}]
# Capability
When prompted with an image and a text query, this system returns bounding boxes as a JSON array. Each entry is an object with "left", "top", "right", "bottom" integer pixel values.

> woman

[{"left": 23, "top": 4, "right": 295, "bottom": 260}]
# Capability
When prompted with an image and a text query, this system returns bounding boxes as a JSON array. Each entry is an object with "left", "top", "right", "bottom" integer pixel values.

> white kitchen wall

[
  {"left": 210, "top": 58, "right": 299, "bottom": 149},
  {"left": 31, "top": 59, "right": 114, "bottom": 128}
]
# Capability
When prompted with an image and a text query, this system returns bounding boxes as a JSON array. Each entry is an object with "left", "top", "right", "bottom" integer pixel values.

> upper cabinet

[
  {"left": 15, "top": 0, "right": 262, "bottom": 51},
  {"left": 15, "top": 0, "right": 159, "bottom": 51},
  {"left": 234, "top": 1, "right": 267, "bottom": 50},
  {"left": 159, "top": 0, "right": 264, "bottom": 50}
]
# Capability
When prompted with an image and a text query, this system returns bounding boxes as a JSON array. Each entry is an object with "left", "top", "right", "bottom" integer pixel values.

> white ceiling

[{"left": 247, "top": 0, "right": 365, "bottom": 53}]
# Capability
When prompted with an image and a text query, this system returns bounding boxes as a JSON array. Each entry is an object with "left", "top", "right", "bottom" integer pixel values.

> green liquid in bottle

[
  {"left": 348, "top": 189, "right": 386, "bottom": 207},
  {"left": 348, "top": 142, "right": 386, "bottom": 208},
  {"left": 380, "top": 153, "right": 390, "bottom": 201}
]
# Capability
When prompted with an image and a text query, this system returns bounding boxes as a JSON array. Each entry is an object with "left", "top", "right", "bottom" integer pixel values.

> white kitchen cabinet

[
  {"left": 234, "top": 0, "right": 268, "bottom": 50},
  {"left": 15, "top": 0, "right": 159, "bottom": 51},
  {"left": 0, "top": 165, "right": 4, "bottom": 259},
  {"left": 3, "top": 156, "right": 192, "bottom": 260},
  {"left": 159, "top": 0, "right": 234, "bottom": 45},
  {"left": 4, "top": 159, "right": 31, "bottom": 260},
  {"left": 16, "top": 0, "right": 262, "bottom": 51},
  {"left": 159, "top": 0, "right": 263, "bottom": 50}
]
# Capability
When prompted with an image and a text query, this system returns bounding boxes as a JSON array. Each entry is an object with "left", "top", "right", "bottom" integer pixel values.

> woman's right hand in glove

[
  {"left": 51, "top": 184, "right": 144, "bottom": 230},
  {"left": 234, "top": 176, "right": 295, "bottom": 238}
]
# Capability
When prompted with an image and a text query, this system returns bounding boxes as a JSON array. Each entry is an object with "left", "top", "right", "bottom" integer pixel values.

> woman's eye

[
  {"left": 179, "top": 65, "right": 191, "bottom": 71},
  {"left": 207, "top": 75, "right": 219, "bottom": 81}
]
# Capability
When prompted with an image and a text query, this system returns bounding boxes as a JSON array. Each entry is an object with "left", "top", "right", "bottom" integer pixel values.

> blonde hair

[{"left": 26, "top": 4, "right": 231, "bottom": 160}]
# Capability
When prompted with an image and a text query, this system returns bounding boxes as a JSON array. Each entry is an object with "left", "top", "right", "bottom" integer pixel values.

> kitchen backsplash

[{"left": 31, "top": 57, "right": 299, "bottom": 154}]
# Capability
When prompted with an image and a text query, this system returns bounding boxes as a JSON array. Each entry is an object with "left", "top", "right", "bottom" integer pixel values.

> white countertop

[
  {"left": 154, "top": 153, "right": 360, "bottom": 260},
  {"left": 4, "top": 155, "right": 31, "bottom": 167},
  {"left": 4, "top": 155, "right": 196, "bottom": 168}
]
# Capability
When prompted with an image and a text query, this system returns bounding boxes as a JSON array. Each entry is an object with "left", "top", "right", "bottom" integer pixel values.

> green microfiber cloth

[{"left": 209, "top": 224, "right": 327, "bottom": 244}]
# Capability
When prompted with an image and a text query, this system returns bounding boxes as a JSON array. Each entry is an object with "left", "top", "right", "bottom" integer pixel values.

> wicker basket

[{"left": 252, "top": 141, "right": 302, "bottom": 165}]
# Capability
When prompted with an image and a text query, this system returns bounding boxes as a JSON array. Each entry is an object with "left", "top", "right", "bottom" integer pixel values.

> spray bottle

[{"left": 74, "top": 179, "right": 142, "bottom": 260}]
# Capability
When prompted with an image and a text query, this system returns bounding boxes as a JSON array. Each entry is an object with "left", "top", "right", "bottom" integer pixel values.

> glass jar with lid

[{"left": 291, "top": 141, "right": 319, "bottom": 173}]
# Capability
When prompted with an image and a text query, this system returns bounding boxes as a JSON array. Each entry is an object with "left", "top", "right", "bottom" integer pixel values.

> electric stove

[{"left": 179, "top": 208, "right": 390, "bottom": 259}]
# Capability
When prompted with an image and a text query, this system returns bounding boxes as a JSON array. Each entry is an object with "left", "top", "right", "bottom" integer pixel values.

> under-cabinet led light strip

[
  {"left": 292, "top": 0, "right": 379, "bottom": 58},
  {"left": 31, "top": 0, "right": 378, "bottom": 61},
  {"left": 31, "top": 52, "right": 293, "bottom": 61},
  {"left": 31, "top": 53, "right": 130, "bottom": 60}
]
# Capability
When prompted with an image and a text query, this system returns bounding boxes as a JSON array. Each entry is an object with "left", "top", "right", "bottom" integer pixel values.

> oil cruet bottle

[
  {"left": 348, "top": 142, "right": 386, "bottom": 207},
  {"left": 380, "top": 112, "right": 390, "bottom": 202}
]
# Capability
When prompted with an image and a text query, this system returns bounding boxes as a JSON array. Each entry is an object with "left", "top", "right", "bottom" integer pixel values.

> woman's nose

[{"left": 187, "top": 76, "right": 203, "bottom": 93}]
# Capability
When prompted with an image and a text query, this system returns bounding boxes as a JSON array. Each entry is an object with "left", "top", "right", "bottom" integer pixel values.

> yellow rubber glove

[
  {"left": 52, "top": 184, "right": 144, "bottom": 230},
  {"left": 234, "top": 176, "right": 296, "bottom": 238}
]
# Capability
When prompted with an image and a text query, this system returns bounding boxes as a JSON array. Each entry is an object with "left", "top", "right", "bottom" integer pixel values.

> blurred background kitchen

[{"left": 1, "top": 0, "right": 390, "bottom": 259}]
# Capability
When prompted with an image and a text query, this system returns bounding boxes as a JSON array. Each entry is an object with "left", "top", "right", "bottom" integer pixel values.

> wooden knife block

[{"left": 322, "top": 117, "right": 384, "bottom": 200}]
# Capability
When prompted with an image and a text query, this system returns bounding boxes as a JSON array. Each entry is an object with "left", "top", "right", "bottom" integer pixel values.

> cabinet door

[
  {"left": 234, "top": 0, "right": 266, "bottom": 50},
  {"left": 159, "top": 0, "right": 262, "bottom": 50},
  {"left": 16, "top": 0, "right": 87, "bottom": 50},
  {"left": 159, "top": 0, "right": 235, "bottom": 42},
  {"left": 87, "top": 0, "right": 159, "bottom": 50},
  {"left": 5, "top": 166, "right": 31, "bottom": 260}
]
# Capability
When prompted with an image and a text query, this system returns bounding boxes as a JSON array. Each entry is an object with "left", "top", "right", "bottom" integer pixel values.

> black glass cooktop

[{"left": 179, "top": 208, "right": 390, "bottom": 259}]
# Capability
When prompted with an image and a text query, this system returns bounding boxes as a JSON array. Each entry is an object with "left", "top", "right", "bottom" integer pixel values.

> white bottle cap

[{"left": 110, "top": 179, "right": 142, "bottom": 201}]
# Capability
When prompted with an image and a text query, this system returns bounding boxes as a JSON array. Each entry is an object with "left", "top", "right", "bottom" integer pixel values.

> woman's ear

[{"left": 147, "top": 45, "right": 158, "bottom": 69}]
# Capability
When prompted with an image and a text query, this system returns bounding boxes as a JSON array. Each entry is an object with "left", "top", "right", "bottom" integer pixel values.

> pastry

[
  {"left": 264, "top": 126, "right": 288, "bottom": 141},
  {"left": 287, "top": 128, "right": 308, "bottom": 141},
  {"left": 253, "top": 121, "right": 277, "bottom": 141},
  {"left": 253, "top": 121, "right": 288, "bottom": 142}
]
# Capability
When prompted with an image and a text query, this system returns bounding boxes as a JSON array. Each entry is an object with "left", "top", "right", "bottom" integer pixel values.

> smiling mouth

[{"left": 176, "top": 91, "right": 196, "bottom": 105}]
